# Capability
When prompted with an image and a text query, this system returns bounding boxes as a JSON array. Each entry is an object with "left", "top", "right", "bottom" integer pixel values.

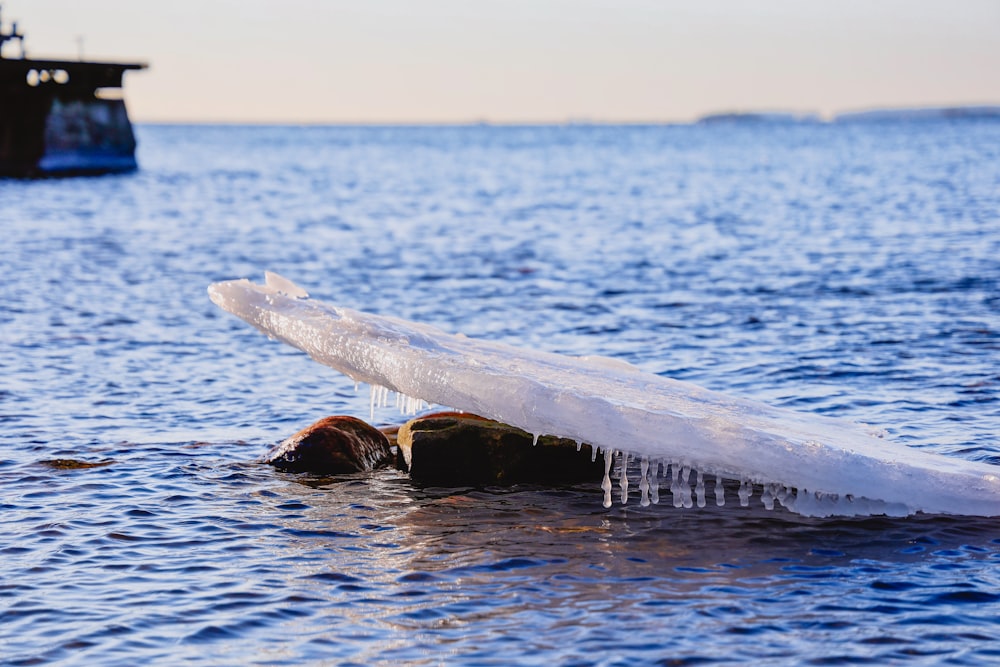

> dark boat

[{"left": 0, "top": 6, "right": 146, "bottom": 177}]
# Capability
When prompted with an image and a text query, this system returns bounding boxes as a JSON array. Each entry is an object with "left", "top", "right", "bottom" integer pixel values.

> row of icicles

[
  {"left": 368, "top": 384, "right": 428, "bottom": 421},
  {"left": 598, "top": 448, "right": 795, "bottom": 511}
]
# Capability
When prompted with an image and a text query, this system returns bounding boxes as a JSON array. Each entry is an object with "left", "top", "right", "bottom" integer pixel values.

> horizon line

[
  {"left": 130, "top": 101, "right": 1000, "bottom": 129},
  {"left": 128, "top": 102, "right": 1000, "bottom": 128}
]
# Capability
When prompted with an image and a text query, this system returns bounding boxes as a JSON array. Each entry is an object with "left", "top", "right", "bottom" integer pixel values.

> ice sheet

[{"left": 208, "top": 274, "right": 1000, "bottom": 517}]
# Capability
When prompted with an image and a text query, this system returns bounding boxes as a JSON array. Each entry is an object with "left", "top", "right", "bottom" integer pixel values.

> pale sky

[{"left": 4, "top": 0, "right": 998, "bottom": 123}]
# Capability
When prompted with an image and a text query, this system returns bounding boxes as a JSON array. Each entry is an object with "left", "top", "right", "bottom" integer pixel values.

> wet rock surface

[
  {"left": 263, "top": 415, "right": 393, "bottom": 474},
  {"left": 396, "top": 412, "right": 603, "bottom": 486},
  {"left": 269, "top": 412, "right": 603, "bottom": 485},
  {"left": 38, "top": 458, "right": 115, "bottom": 470}
]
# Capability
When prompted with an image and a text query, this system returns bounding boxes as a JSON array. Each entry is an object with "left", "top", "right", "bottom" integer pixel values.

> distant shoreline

[{"left": 129, "top": 104, "right": 1000, "bottom": 128}]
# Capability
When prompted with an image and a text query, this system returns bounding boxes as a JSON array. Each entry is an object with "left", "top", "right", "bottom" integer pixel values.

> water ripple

[{"left": 2, "top": 121, "right": 1000, "bottom": 664}]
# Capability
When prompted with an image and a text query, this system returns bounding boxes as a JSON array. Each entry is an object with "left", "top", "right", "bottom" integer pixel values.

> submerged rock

[
  {"left": 263, "top": 416, "right": 393, "bottom": 474},
  {"left": 396, "top": 412, "right": 603, "bottom": 485},
  {"left": 39, "top": 458, "right": 115, "bottom": 470}
]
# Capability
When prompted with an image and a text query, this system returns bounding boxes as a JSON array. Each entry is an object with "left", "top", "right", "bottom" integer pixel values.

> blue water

[{"left": 2, "top": 121, "right": 1000, "bottom": 665}]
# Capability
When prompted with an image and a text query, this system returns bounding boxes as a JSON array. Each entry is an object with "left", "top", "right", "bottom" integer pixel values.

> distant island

[
  {"left": 694, "top": 105, "right": 1000, "bottom": 125},
  {"left": 834, "top": 105, "right": 1000, "bottom": 122},
  {"left": 696, "top": 111, "right": 821, "bottom": 124}
]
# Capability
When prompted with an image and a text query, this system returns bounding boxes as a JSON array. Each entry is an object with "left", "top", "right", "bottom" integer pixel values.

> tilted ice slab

[{"left": 208, "top": 273, "right": 1000, "bottom": 518}]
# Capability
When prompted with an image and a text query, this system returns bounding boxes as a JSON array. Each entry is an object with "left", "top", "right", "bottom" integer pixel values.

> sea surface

[{"left": 2, "top": 120, "right": 1000, "bottom": 665}]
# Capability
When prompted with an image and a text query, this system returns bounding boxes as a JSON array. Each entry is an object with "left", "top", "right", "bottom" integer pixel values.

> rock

[
  {"left": 263, "top": 416, "right": 393, "bottom": 474},
  {"left": 378, "top": 423, "right": 400, "bottom": 447},
  {"left": 396, "top": 412, "right": 603, "bottom": 485},
  {"left": 39, "top": 458, "right": 115, "bottom": 470}
]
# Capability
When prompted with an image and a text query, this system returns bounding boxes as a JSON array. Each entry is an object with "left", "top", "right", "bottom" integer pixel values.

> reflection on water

[{"left": 9, "top": 443, "right": 1000, "bottom": 665}]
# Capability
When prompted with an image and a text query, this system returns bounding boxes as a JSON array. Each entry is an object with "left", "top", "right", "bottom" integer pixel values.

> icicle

[
  {"left": 738, "top": 478, "right": 751, "bottom": 507},
  {"left": 591, "top": 446, "right": 598, "bottom": 463},
  {"left": 619, "top": 452, "right": 630, "bottom": 504},
  {"left": 695, "top": 470, "right": 706, "bottom": 508},
  {"left": 681, "top": 466, "right": 693, "bottom": 508},
  {"left": 532, "top": 433, "right": 539, "bottom": 447},
  {"left": 602, "top": 448, "right": 613, "bottom": 509},
  {"left": 395, "top": 391, "right": 424, "bottom": 415},
  {"left": 761, "top": 484, "right": 775, "bottom": 510},
  {"left": 649, "top": 460, "right": 660, "bottom": 505},
  {"left": 715, "top": 475, "right": 725, "bottom": 507},
  {"left": 670, "top": 464, "right": 682, "bottom": 508},
  {"left": 639, "top": 456, "right": 650, "bottom": 507}
]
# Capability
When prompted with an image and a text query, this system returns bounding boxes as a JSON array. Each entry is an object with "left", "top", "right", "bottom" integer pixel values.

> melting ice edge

[{"left": 209, "top": 273, "right": 1000, "bottom": 518}]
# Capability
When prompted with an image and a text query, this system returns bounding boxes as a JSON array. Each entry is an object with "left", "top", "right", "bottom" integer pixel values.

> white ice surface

[{"left": 208, "top": 274, "right": 1000, "bottom": 517}]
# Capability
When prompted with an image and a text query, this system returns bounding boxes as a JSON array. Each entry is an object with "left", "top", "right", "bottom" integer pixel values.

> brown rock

[
  {"left": 396, "top": 412, "right": 603, "bottom": 485},
  {"left": 263, "top": 416, "right": 393, "bottom": 474},
  {"left": 378, "top": 423, "right": 401, "bottom": 447},
  {"left": 39, "top": 458, "right": 115, "bottom": 470}
]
